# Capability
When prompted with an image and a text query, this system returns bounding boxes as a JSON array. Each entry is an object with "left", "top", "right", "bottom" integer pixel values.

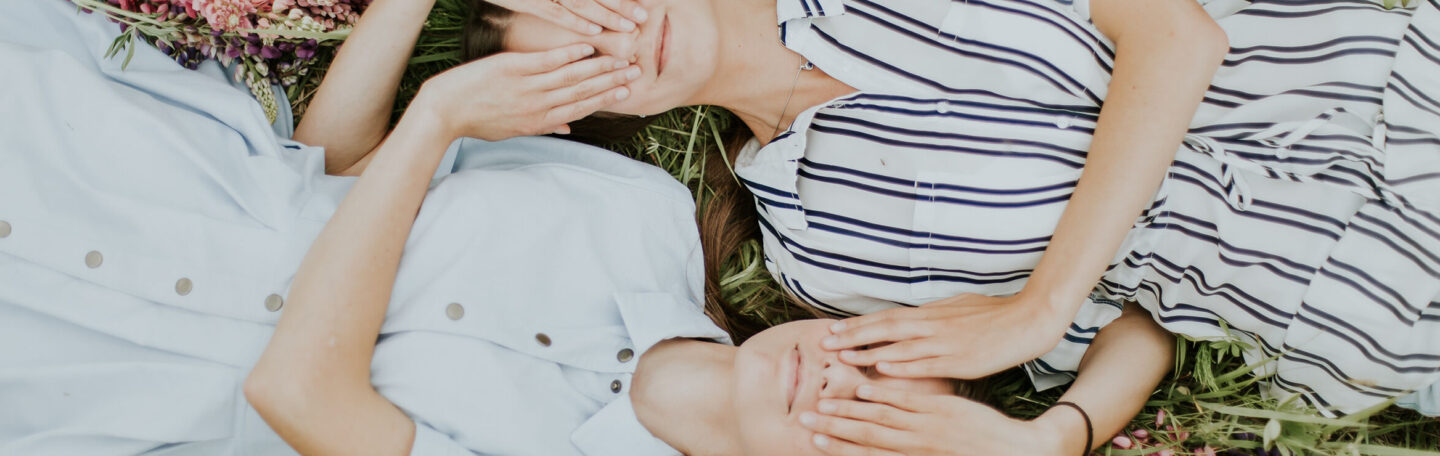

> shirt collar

[{"left": 570, "top": 292, "right": 732, "bottom": 455}]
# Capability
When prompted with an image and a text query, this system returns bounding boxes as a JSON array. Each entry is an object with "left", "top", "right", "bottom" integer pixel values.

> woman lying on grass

[
  {"left": 462, "top": 0, "right": 1440, "bottom": 452},
  {"left": 0, "top": 0, "right": 1172, "bottom": 455}
]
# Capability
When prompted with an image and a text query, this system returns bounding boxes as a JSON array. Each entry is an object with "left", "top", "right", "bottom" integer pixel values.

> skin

[
  {"left": 497, "top": 0, "right": 1222, "bottom": 452},
  {"left": 248, "top": 1, "right": 952, "bottom": 454}
]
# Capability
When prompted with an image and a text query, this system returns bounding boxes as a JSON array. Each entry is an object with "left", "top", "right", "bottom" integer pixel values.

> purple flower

[{"left": 259, "top": 45, "right": 281, "bottom": 59}]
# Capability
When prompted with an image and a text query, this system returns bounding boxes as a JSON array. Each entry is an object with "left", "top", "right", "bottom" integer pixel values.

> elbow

[{"left": 1175, "top": 14, "right": 1230, "bottom": 68}]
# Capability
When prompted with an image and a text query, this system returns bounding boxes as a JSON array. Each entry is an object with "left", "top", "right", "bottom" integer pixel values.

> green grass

[{"left": 280, "top": 1, "right": 1440, "bottom": 453}]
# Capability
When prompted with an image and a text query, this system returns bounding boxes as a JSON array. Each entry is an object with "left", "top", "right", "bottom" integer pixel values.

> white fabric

[
  {"left": 0, "top": 1, "right": 729, "bottom": 453},
  {"left": 741, "top": 0, "right": 1440, "bottom": 415}
]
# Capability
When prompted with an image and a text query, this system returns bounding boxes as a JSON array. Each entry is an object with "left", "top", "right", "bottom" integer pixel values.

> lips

[
  {"left": 788, "top": 344, "right": 802, "bottom": 413},
  {"left": 656, "top": 14, "right": 670, "bottom": 76}
]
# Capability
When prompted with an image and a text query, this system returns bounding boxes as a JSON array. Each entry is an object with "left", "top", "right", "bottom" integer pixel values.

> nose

[
  {"left": 817, "top": 353, "right": 871, "bottom": 400},
  {"left": 591, "top": 28, "right": 641, "bottom": 64}
]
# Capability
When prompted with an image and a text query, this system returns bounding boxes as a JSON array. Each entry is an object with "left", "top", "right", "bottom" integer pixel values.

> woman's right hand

[
  {"left": 412, "top": 43, "right": 640, "bottom": 142},
  {"left": 489, "top": 0, "right": 648, "bottom": 35}
]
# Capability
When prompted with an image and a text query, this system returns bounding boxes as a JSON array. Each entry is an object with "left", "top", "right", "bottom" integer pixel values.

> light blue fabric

[{"left": 0, "top": 1, "right": 725, "bottom": 454}]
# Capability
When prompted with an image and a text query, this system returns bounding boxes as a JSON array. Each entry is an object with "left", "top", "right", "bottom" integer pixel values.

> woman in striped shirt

[{"left": 468, "top": 0, "right": 1440, "bottom": 452}]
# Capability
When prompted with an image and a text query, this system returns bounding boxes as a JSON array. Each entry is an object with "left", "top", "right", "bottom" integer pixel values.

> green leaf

[{"left": 121, "top": 37, "right": 136, "bottom": 70}]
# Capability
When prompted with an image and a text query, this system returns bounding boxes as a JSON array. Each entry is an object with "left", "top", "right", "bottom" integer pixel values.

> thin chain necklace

[{"left": 769, "top": 59, "right": 814, "bottom": 142}]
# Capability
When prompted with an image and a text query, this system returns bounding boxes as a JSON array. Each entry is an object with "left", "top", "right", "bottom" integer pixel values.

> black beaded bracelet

[{"left": 1052, "top": 401, "right": 1094, "bottom": 456}]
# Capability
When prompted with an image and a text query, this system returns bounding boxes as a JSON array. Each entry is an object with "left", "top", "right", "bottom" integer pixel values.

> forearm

[
  {"left": 1034, "top": 303, "right": 1175, "bottom": 454},
  {"left": 1025, "top": 2, "right": 1227, "bottom": 319},
  {"left": 294, "top": 0, "right": 436, "bottom": 175},
  {"left": 246, "top": 107, "right": 453, "bottom": 455}
]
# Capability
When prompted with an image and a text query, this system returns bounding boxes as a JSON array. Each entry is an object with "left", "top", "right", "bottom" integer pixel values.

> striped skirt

[{"left": 1099, "top": 0, "right": 1440, "bottom": 416}]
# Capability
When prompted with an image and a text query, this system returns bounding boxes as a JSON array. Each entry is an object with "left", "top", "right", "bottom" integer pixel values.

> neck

[
  {"left": 688, "top": 0, "right": 855, "bottom": 146},
  {"left": 631, "top": 339, "right": 742, "bottom": 456}
]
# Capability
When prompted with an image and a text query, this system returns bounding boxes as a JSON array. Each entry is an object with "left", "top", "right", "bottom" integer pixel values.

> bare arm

[
  {"left": 823, "top": 0, "right": 1228, "bottom": 381},
  {"left": 293, "top": 0, "right": 435, "bottom": 176},
  {"left": 1023, "top": 0, "right": 1229, "bottom": 350},
  {"left": 1033, "top": 302, "right": 1176, "bottom": 454},
  {"left": 244, "top": 44, "right": 635, "bottom": 455}
]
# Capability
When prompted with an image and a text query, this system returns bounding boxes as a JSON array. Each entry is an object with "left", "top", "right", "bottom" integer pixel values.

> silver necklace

[{"left": 769, "top": 59, "right": 814, "bottom": 142}]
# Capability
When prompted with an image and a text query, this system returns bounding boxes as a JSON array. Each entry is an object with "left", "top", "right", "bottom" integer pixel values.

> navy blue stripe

[
  {"left": 1228, "top": 35, "right": 1400, "bottom": 56},
  {"left": 1165, "top": 173, "right": 1344, "bottom": 241},
  {"left": 739, "top": 175, "right": 800, "bottom": 200},
  {"left": 833, "top": 101, "right": 1097, "bottom": 135},
  {"left": 1119, "top": 252, "right": 1294, "bottom": 327},
  {"left": 1300, "top": 303, "right": 1440, "bottom": 364},
  {"left": 801, "top": 157, "right": 1077, "bottom": 195},
  {"left": 1391, "top": 172, "right": 1440, "bottom": 185},
  {"left": 783, "top": 274, "right": 853, "bottom": 317},
  {"left": 799, "top": 167, "right": 1072, "bottom": 208},
  {"left": 1223, "top": 47, "right": 1396, "bottom": 67},
  {"left": 847, "top": 92, "right": 1100, "bottom": 121},
  {"left": 807, "top": 25, "right": 1102, "bottom": 114},
  {"left": 811, "top": 113, "right": 1087, "bottom": 165},
  {"left": 805, "top": 208, "right": 1053, "bottom": 246},
  {"left": 1236, "top": 4, "right": 1406, "bottom": 19},
  {"left": 1352, "top": 211, "right": 1440, "bottom": 276}
]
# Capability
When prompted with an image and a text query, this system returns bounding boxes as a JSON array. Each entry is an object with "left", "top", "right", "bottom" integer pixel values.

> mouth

[
  {"left": 657, "top": 13, "right": 670, "bottom": 77},
  {"left": 787, "top": 344, "right": 801, "bottom": 414}
]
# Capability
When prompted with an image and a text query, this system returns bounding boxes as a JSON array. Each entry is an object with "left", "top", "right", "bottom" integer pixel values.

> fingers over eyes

[
  {"left": 854, "top": 384, "right": 936, "bottom": 413},
  {"left": 533, "top": 56, "right": 628, "bottom": 90},
  {"left": 823, "top": 317, "right": 935, "bottom": 352},
  {"left": 839, "top": 339, "right": 941, "bottom": 367},
  {"left": 801, "top": 413, "right": 908, "bottom": 453},
  {"left": 812, "top": 435, "right": 905, "bottom": 456},
  {"left": 817, "top": 399, "right": 918, "bottom": 429},
  {"left": 514, "top": 44, "right": 597, "bottom": 74},
  {"left": 534, "top": 1, "right": 605, "bottom": 35},
  {"left": 563, "top": 0, "right": 637, "bottom": 32}
]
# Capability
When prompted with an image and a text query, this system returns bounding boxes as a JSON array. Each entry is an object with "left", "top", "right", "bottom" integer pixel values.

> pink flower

[
  {"left": 1195, "top": 445, "right": 1217, "bottom": 456},
  {"left": 1133, "top": 429, "right": 1151, "bottom": 440},
  {"left": 1155, "top": 410, "right": 1168, "bottom": 427},
  {"left": 1148, "top": 450, "right": 1174, "bottom": 456},
  {"left": 1111, "top": 436, "right": 1134, "bottom": 449},
  {"left": 191, "top": 0, "right": 256, "bottom": 31}
]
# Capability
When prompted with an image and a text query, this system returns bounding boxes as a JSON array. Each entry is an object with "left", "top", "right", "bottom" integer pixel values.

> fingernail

[
  {"left": 839, "top": 351, "right": 856, "bottom": 362},
  {"left": 615, "top": 87, "right": 630, "bottom": 100},
  {"left": 830, "top": 322, "right": 846, "bottom": 332},
  {"left": 857, "top": 384, "right": 873, "bottom": 398},
  {"left": 625, "top": 67, "right": 641, "bottom": 80},
  {"left": 587, "top": 24, "right": 603, "bottom": 35},
  {"left": 620, "top": 20, "right": 636, "bottom": 31},
  {"left": 612, "top": 59, "right": 629, "bottom": 70},
  {"left": 800, "top": 412, "right": 818, "bottom": 426},
  {"left": 633, "top": 7, "right": 648, "bottom": 22},
  {"left": 817, "top": 401, "right": 837, "bottom": 414},
  {"left": 821, "top": 336, "right": 838, "bottom": 348},
  {"left": 876, "top": 362, "right": 891, "bottom": 372},
  {"left": 813, "top": 434, "right": 830, "bottom": 448},
  {"left": 581, "top": 44, "right": 595, "bottom": 55}
]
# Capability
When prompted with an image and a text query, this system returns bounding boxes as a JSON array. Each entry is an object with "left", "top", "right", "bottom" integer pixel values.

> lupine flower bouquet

[{"left": 69, "top": 0, "right": 370, "bottom": 123}]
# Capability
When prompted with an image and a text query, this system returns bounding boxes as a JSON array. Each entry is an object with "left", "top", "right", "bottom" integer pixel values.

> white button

[
  {"left": 0, "top": 221, "right": 11, "bottom": 238},
  {"left": 85, "top": 251, "right": 103, "bottom": 269},
  {"left": 175, "top": 278, "right": 193, "bottom": 296},
  {"left": 445, "top": 303, "right": 465, "bottom": 321},
  {"left": 265, "top": 294, "right": 284, "bottom": 312},
  {"left": 936, "top": 101, "right": 950, "bottom": 114},
  {"left": 1055, "top": 116, "right": 1073, "bottom": 129}
]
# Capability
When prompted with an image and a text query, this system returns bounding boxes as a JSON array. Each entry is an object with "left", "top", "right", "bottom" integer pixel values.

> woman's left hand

[
  {"left": 799, "top": 384, "right": 1068, "bottom": 456},
  {"left": 820, "top": 292, "right": 1070, "bottom": 380}
]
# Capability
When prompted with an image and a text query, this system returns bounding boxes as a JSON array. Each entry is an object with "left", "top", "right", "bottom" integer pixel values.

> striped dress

[{"left": 735, "top": 0, "right": 1440, "bottom": 415}]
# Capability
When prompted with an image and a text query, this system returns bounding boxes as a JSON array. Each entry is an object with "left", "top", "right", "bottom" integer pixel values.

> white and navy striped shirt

[{"left": 736, "top": 0, "right": 1440, "bottom": 415}]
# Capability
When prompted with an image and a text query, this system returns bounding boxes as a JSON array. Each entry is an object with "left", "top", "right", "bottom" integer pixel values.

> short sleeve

[
  {"left": 1020, "top": 296, "right": 1125, "bottom": 391},
  {"left": 410, "top": 421, "right": 477, "bottom": 456},
  {"left": 1047, "top": 0, "right": 1239, "bottom": 23}
]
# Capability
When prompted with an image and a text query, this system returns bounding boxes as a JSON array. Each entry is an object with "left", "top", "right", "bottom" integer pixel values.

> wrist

[{"left": 1033, "top": 404, "right": 1091, "bottom": 456}]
